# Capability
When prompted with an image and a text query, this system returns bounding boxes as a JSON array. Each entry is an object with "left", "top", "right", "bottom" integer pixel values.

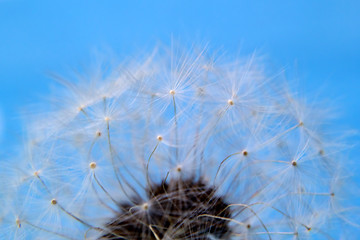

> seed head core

[
  {"left": 169, "top": 89, "right": 176, "bottom": 95},
  {"left": 100, "top": 178, "right": 231, "bottom": 239},
  {"left": 228, "top": 99, "right": 234, "bottom": 106}
]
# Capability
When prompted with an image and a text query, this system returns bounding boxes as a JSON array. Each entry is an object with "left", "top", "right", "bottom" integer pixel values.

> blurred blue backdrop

[
  {"left": 1, "top": 0, "right": 359, "bottom": 143},
  {"left": 0, "top": 0, "right": 359, "bottom": 181}
]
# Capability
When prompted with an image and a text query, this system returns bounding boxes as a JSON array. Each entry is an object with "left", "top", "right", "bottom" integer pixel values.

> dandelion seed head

[{"left": 1, "top": 45, "right": 358, "bottom": 239}]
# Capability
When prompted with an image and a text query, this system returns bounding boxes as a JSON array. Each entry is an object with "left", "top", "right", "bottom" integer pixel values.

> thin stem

[
  {"left": 146, "top": 141, "right": 160, "bottom": 196},
  {"left": 106, "top": 119, "right": 122, "bottom": 186},
  {"left": 57, "top": 204, "right": 98, "bottom": 230},
  {"left": 93, "top": 172, "right": 119, "bottom": 206},
  {"left": 23, "top": 220, "right": 76, "bottom": 240},
  {"left": 90, "top": 179, "right": 118, "bottom": 214},
  {"left": 172, "top": 94, "right": 179, "bottom": 162},
  {"left": 105, "top": 120, "right": 135, "bottom": 202},
  {"left": 230, "top": 202, "right": 312, "bottom": 231},
  {"left": 219, "top": 203, "right": 271, "bottom": 240},
  {"left": 197, "top": 214, "right": 245, "bottom": 227},
  {"left": 214, "top": 152, "right": 244, "bottom": 183},
  {"left": 149, "top": 225, "right": 161, "bottom": 240}
]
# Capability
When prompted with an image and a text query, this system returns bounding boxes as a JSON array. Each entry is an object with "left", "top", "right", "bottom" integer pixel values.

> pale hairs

[{"left": 0, "top": 45, "right": 358, "bottom": 240}]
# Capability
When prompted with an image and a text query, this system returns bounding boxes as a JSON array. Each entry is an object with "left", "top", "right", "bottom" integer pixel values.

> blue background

[
  {"left": 0, "top": 0, "right": 359, "bottom": 237},
  {"left": 0, "top": 0, "right": 359, "bottom": 201}
]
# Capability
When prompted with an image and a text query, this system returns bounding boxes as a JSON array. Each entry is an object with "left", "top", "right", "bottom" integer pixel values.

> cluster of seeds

[
  {"left": 0, "top": 46, "right": 357, "bottom": 239},
  {"left": 101, "top": 179, "right": 231, "bottom": 240}
]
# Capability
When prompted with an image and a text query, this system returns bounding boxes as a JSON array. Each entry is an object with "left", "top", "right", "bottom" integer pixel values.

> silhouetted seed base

[{"left": 100, "top": 178, "right": 232, "bottom": 240}]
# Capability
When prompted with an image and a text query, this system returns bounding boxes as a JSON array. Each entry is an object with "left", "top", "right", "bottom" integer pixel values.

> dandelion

[{"left": 0, "top": 45, "right": 358, "bottom": 239}]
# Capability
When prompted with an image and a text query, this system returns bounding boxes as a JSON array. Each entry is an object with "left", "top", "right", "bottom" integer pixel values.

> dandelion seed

[
  {"left": 89, "top": 162, "right": 97, "bottom": 169},
  {"left": 141, "top": 202, "right": 149, "bottom": 211},
  {"left": 33, "top": 171, "right": 40, "bottom": 177},
  {"left": 242, "top": 150, "right": 248, "bottom": 156},
  {"left": 15, "top": 218, "right": 21, "bottom": 228},
  {"left": 50, "top": 199, "right": 57, "bottom": 205},
  {"left": 176, "top": 165, "right": 182, "bottom": 172},
  {"left": 77, "top": 104, "right": 86, "bottom": 112}
]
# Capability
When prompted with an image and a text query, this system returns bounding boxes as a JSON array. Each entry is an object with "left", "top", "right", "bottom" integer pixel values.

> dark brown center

[{"left": 100, "top": 178, "right": 231, "bottom": 240}]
